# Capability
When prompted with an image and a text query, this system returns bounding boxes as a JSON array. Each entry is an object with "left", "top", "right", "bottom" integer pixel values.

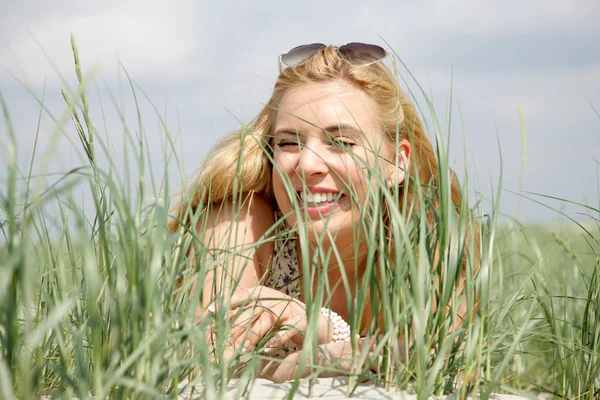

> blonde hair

[{"left": 170, "top": 46, "right": 463, "bottom": 231}]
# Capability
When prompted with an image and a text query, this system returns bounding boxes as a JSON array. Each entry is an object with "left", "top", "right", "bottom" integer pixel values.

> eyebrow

[{"left": 273, "top": 123, "right": 362, "bottom": 137}]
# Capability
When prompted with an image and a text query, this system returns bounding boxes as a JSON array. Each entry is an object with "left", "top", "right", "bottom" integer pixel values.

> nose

[{"left": 297, "top": 140, "right": 329, "bottom": 178}]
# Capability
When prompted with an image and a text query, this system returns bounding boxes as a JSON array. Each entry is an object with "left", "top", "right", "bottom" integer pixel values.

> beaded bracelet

[{"left": 320, "top": 307, "right": 352, "bottom": 343}]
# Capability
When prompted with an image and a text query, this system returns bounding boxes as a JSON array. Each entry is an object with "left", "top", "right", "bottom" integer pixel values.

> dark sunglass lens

[
  {"left": 281, "top": 43, "right": 326, "bottom": 67},
  {"left": 338, "top": 42, "right": 386, "bottom": 65}
]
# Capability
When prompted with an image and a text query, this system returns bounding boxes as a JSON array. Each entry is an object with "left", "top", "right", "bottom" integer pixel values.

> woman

[{"left": 171, "top": 43, "right": 479, "bottom": 382}]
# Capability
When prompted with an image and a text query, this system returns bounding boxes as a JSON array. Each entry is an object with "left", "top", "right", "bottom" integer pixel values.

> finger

[
  {"left": 203, "top": 323, "right": 246, "bottom": 359},
  {"left": 228, "top": 306, "right": 264, "bottom": 345},
  {"left": 226, "top": 301, "right": 261, "bottom": 321},
  {"left": 264, "top": 316, "right": 306, "bottom": 352},
  {"left": 195, "top": 302, "right": 216, "bottom": 323},
  {"left": 208, "top": 341, "right": 243, "bottom": 367},
  {"left": 205, "top": 287, "right": 257, "bottom": 315},
  {"left": 236, "top": 308, "right": 279, "bottom": 352},
  {"left": 203, "top": 325, "right": 219, "bottom": 357},
  {"left": 228, "top": 286, "right": 256, "bottom": 307}
]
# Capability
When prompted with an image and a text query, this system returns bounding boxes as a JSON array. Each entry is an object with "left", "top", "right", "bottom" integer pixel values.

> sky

[{"left": 1, "top": 0, "right": 599, "bottom": 223}]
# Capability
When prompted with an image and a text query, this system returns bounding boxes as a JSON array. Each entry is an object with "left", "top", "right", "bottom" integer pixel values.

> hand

[
  {"left": 259, "top": 336, "right": 405, "bottom": 383},
  {"left": 321, "top": 336, "right": 405, "bottom": 373},
  {"left": 207, "top": 285, "right": 331, "bottom": 353}
]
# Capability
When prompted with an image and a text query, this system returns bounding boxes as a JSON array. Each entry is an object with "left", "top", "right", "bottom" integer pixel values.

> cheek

[
  {"left": 350, "top": 171, "right": 371, "bottom": 202},
  {"left": 272, "top": 152, "right": 297, "bottom": 178},
  {"left": 273, "top": 152, "right": 294, "bottom": 179},
  {"left": 339, "top": 154, "right": 372, "bottom": 195},
  {"left": 272, "top": 170, "right": 288, "bottom": 201}
]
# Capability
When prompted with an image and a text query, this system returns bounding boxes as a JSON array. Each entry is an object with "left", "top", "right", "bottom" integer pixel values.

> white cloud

[
  {"left": 1, "top": 0, "right": 598, "bottom": 220},
  {"left": 421, "top": 0, "right": 599, "bottom": 35},
  {"left": 2, "top": 0, "right": 598, "bottom": 86},
  {"left": 449, "top": 65, "right": 600, "bottom": 122},
  {"left": 0, "top": 0, "right": 203, "bottom": 86}
]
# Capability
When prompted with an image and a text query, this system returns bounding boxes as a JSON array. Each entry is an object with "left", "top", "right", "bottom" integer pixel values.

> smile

[
  {"left": 295, "top": 191, "right": 347, "bottom": 216},
  {"left": 299, "top": 191, "right": 341, "bottom": 204}
]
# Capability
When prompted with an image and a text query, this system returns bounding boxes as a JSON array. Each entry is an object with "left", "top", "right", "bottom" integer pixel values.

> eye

[
  {"left": 330, "top": 137, "right": 356, "bottom": 149},
  {"left": 275, "top": 139, "right": 303, "bottom": 149}
]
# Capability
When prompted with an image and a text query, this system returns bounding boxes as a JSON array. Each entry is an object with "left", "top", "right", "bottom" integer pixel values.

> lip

[{"left": 295, "top": 186, "right": 340, "bottom": 194}]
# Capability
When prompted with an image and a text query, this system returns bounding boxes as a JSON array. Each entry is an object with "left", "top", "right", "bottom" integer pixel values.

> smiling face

[{"left": 271, "top": 80, "right": 405, "bottom": 246}]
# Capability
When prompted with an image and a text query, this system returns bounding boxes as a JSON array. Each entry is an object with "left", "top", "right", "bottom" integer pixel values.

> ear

[{"left": 386, "top": 139, "right": 411, "bottom": 187}]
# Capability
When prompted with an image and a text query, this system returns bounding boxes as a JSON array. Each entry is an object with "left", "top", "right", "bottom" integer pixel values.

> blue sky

[{"left": 1, "top": 0, "right": 599, "bottom": 222}]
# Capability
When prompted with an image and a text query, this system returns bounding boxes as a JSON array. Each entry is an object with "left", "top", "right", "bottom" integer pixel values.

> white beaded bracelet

[{"left": 320, "top": 307, "right": 352, "bottom": 343}]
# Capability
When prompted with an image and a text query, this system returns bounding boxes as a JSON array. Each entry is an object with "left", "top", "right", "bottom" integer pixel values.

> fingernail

[
  {"left": 228, "top": 333, "right": 239, "bottom": 346},
  {"left": 242, "top": 340, "right": 251, "bottom": 352},
  {"left": 265, "top": 334, "right": 280, "bottom": 348},
  {"left": 207, "top": 304, "right": 215, "bottom": 314}
]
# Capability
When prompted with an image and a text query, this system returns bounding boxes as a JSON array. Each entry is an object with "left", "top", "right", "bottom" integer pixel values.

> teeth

[{"left": 300, "top": 192, "right": 339, "bottom": 204}]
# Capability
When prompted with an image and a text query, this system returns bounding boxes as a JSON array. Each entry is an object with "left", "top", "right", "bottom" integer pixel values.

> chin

[{"left": 302, "top": 216, "right": 355, "bottom": 245}]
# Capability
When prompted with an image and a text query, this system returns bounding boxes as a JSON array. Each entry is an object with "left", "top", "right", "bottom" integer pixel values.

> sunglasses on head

[{"left": 278, "top": 42, "right": 388, "bottom": 68}]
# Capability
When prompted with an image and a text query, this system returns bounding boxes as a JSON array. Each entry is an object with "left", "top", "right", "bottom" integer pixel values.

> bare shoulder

[
  {"left": 242, "top": 192, "right": 276, "bottom": 223},
  {"left": 200, "top": 192, "right": 274, "bottom": 234},
  {"left": 197, "top": 192, "right": 275, "bottom": 274}
]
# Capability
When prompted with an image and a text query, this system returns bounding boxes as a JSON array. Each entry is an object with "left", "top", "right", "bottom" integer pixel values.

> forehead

[{"left": 275, "top": 80, "right": 378, "bottom": 132}]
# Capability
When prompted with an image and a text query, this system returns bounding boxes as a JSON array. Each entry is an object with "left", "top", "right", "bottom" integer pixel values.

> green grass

[
  {"left": 1, "top": 36, "right": 599, "bottom": 399},
  {"left": 491, "top": 220, "right": 600, "bottom": 397}
]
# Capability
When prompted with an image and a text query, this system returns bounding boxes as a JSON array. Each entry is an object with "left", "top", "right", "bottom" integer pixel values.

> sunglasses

[{"left": 278, "top": 42, "right": 388, "bottom": 68}]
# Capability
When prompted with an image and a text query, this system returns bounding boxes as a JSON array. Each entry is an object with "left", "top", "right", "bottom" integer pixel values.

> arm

[
  {"left": 190, "top": 194, "right": 332, "bottom": 359},
  {"left": 192, "top": 192, "right": 275, "bottom": 317}
]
